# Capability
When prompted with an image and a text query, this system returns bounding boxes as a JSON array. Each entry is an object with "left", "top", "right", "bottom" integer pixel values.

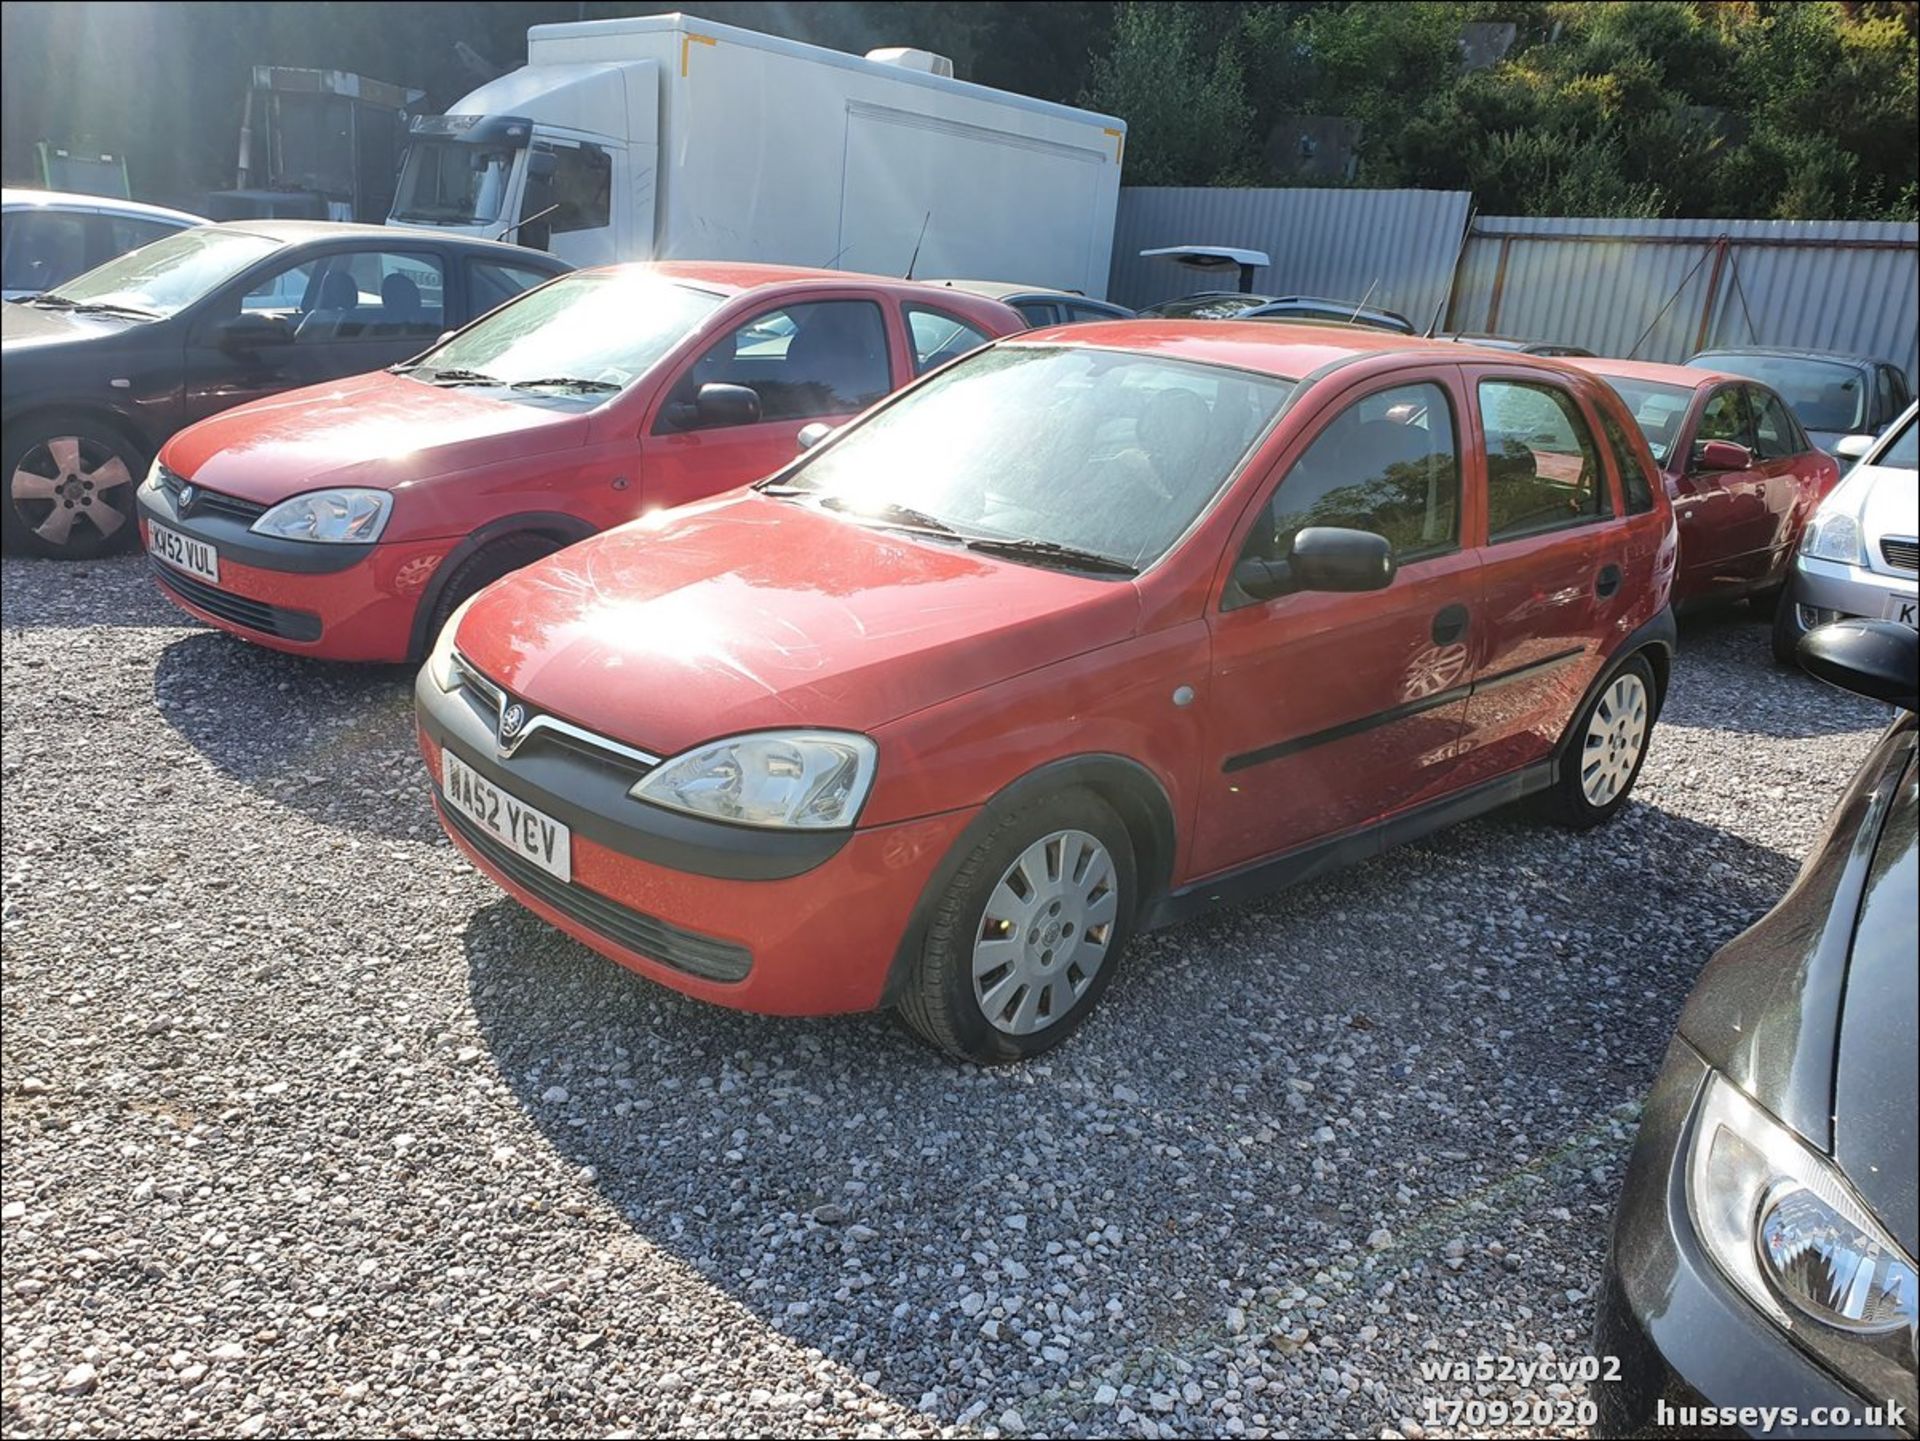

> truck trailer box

[{"left": 389, "top": 13, "right": 1126, "bottom": 297}]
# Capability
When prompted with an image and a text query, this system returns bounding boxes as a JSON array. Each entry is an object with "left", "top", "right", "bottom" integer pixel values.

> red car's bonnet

[
  {"left": 452, "top": 492, "right": 1144, "bottom": 756},
  {"left": 161, "top": 370, "right": 589, "bottom": 505}
]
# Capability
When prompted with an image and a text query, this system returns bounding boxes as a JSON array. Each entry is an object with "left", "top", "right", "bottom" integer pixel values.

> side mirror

[
  {"left": 216, "top": 312, "right": 293, "bottom": 353},
  {"left": 664, "top": 382, "right": 762, "bottom": 432},
  {"left": 797, "top": 422, "right": 833, "bottom": 452},
  {"left": 1234, "top": 527, "right": 1397, "bottom": 601},
  {"left": 1691, "top": 438, "right": 1753, "bottom": 473},
  {"left": 436, "top": 330, "right": 455, "bottom": 347},
  {"left": 1833, "top": 433, "right": 1876, "bottom": 462},
  {"left": 1797, "top": 619, "right": 1917, "bottom": 710},
  {"left": 526, "top": 150, "right": 559, "bottom": 180}
]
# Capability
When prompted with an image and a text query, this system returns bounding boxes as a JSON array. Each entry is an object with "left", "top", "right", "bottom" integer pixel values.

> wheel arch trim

[{"left": 405, "top": 511, "right": 597, "bottom": 660}]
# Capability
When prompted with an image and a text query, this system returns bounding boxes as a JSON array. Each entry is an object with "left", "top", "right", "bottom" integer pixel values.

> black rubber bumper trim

[
  {"left": 415, "top": 666, "right": 852, "bottom": 882},
  {"left": 150, "top": 557, "right": 323, "bottom": 642},
  {"left": 137, "top": 480, "right": 376, "bottom": 575},
  {"left": 440, "top": 799, "right": 752, "bottom": 982}
]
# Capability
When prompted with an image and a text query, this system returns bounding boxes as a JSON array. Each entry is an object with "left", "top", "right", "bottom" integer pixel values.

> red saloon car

[
  {"left": 1565, "top": 358, "right": 1839, "bottom": 608},
  {"left": 135, "top": 264, "right": 1022, "bottom": 660},
  {"left": 417, "top": 324, "right": 1679, "bottom": 1063}
]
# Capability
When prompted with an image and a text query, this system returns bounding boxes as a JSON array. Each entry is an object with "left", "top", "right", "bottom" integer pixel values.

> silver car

[{"left": 1775, "top": 402, "right": 1919, "bottom": 662}]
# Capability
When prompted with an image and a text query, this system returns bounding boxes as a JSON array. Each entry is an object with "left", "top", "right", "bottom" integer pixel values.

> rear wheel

[
  {"left": 898, "top": 788, "right": 1135, "bottom": 1065},
  {"left": 1542, "top": 655, "right": 1655, "bottom": 829},
  {"left": 2, "top": 414, "right": 145, "bottom": 558},
  {"left": 418, "top": 534, "right": 561, "bottom": 658}
]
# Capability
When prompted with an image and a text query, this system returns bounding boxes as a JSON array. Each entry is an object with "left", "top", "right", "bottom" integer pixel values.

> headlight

[
  {"left": 142, "top": 457, "right": 164, "bottom": 492},
  {"left": 1801, "top": 510, "right": 1865, "bottom": 565},
  {"left": 629, "top": 730, "right": 876, "bottom": 829},
  {"left": 423, "top": 594, "right": 478, "bottom": 692},
  {"left": 250, "top": 488, "right": 392, "bottom": 543},
  {"left": 1687, "top": 1073, "right": 1917, "bottom": 1411}
]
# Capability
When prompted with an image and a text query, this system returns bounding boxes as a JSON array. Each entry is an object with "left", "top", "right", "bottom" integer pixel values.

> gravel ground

[{"left": 1, "top": 554, "right": 1889, "bottom": 1439}]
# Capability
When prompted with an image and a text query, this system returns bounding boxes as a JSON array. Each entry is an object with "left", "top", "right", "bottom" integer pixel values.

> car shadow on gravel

[
  {"left": 1668, "top": 605, "right": 1888, "bottom": 738},
  {"left": 0, "top": 553, "right": 180, "bottom": 630},
  {"left": 458, "top": 784, "right": 1806, "bottom": 1432},
  {"left": 153, "top": 631, "right": 428, "bottom": 842}
]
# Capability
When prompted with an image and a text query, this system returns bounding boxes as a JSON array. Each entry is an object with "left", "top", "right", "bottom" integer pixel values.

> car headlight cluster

[
  {"left": 1687, "top": 1073, "right": 1917, "bottom": 1412},
  {"left": 1800, "top": 510, "right": 1865, "bottom": 566},
  {"left": 423, "top": 595, "right": 478, "bottom": 692},
  {"left": 251, "top": 488, "right": 392, "bottom": 544},
  {"left": 629, "top": 730, "right": 876, "bottom": 829}
]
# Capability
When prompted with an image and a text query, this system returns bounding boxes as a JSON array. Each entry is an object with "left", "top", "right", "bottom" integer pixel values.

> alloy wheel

[
  {"left": 11, "top": 435, "right": 132, "bottom": 546},
  {"left": 1580, "top": 672, "right": 1650, "bottom": 807},
  {"left": 972, "top": 828, "right": 1118, "bottom": 1036}
]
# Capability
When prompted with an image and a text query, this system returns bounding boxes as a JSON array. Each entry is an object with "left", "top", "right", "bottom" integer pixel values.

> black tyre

[
  {"left": 1771, "top": 589, "right": 1813, "bottom": 667},
  {"left": 1748, "top": 582, "right": 1784, "bottom": 620},
  {"left": 1542, "top": 653, "right": 1657, "bottom": 830},
  {"left": 898, "top": 788, "right": 1136, "bottom": 1065},
  {"left": 1, "top": 413, "right": 146, "bottom": 559},
  {"left": 418, "top": 534, "right": 560, "bottom": 658}
]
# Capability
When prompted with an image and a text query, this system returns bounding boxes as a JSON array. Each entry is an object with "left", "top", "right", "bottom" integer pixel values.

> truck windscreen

[{"left": 392, "top": 140, "right": 516, "bottom": 225}]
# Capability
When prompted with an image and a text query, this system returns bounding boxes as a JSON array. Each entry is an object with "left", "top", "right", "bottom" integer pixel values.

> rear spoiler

[{"left": 1140, "top": 245, "right": 1271, "bottom": 294}]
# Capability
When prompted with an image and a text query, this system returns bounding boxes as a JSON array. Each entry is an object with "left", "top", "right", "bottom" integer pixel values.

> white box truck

[{"left": 387, "top": 13, "right": 1127, "bottom": 296}]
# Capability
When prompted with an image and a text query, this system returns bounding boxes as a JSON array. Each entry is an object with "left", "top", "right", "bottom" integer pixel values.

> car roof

[
  {"left": 1691, "top": 345, "right": 1887, "bottom": 367},
  {"left": 1563, "top": 356, "right": 1741, "bottom": 389},
  {"left": 204, "top": 218, "right": 564, "bottom": 263},
  {"left": 1, "top": 187, "right": 205, "bottom": 225},
  {"left": 1008, "top": 318, "right": 1504, "bottom": 380},
  {"left": 926, "top": 279, "right": 1065, "bottom": 300}
]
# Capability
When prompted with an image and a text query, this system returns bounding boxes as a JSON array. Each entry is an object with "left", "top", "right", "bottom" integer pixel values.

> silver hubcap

[
  {"left": 11, "top": 435, "right": 131, "bottom": 544},
  {"left": 972, "top": 828, "right": 1118, "bottom": 1036},
  {"left": 1580, "top": 673, "right": 1649, "bottom": 807}
]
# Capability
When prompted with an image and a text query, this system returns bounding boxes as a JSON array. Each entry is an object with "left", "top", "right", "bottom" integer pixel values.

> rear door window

[
  {"left": 467, "top": 258, "right": 554, "bottom": 316},
  {"left": 905, "top": 306, "right": 992, "bottom": 375},
  {"left": 1748, "top": 387, "right": 1805, "bottom": 461},
  {"left": 1478, "top": 379, "right": 1613, "bottom": 542},
  {"left": 1596, "top": 406, "right": 1658, "bottom": 514}
]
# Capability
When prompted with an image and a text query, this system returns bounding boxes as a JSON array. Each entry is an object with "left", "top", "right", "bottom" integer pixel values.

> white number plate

[
  {"left": 1884, "top": 592, "right": 1919, "bottom": 628},
  {"left": 441, "top": 749, "right": 571, "bottom": 882},
  {"left": 149, "top": 522, "right": 219, "bottom": 583}
]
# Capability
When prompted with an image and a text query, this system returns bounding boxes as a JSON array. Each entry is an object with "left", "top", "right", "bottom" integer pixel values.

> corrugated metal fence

[
  {"left": 1108, "top": 191, "right": 1918, "bottom": 379},
  {"left": 1446, "top": 216, "right": 1919, "bottom": 376},
  {"left": 1107, "top": 186, "right": 1473, "bottom": 330}
]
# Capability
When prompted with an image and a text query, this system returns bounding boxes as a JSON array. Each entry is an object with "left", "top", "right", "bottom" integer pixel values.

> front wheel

[
  {"left": 1542, "top": 655, "right": 1656, "bottom": 829},
  {"left": 1771, "top": 588, "right": 1814, "bottom": 666},
  {"left": 897, "top": 788, "right": 1136, "bottom": 1065},
  {"left": 1, "top": 414, "right": 145, "bottom": 558}
]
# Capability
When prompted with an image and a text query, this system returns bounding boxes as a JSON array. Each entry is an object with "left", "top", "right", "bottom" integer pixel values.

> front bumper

[
  {"left": 136, "top": 476, "right": 446, "bottom": 662},
  {"left": 415, "top": 665, "right": 975, "bottom": 1015},
  {"left": 1593, "top": 1039, "right": 1908, "bottom": 1439},
  {"left": 1789, "top": 554, "right": 1919, "bottom": 628}
]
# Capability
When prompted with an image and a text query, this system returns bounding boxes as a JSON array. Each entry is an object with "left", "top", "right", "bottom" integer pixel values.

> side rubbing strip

[{"left": 1222, "top": 646, "right": 1585, "bottom": 773}]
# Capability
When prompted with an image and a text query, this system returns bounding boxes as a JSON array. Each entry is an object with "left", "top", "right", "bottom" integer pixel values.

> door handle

[
  {"left": 1431, "top": 603, "right": 1469, "bottom": 646},
  {"left": 1595, "top": 564, "right": 1622, "bottom": 598}
]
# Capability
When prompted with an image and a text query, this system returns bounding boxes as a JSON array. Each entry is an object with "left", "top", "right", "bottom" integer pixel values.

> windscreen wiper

[
  {"left": 509, "top": 376, "right": 621, "bottom": 394},
  {"left": 418, "top": 367, "right": 505, "bottom": 386},
  {"left": 962, "top": 536, "right": 1139, "bottom": 575},
  {"left": 817, "top": 495, "right": 964, "bottom": 538},
  {"left": 67, "top": 300, "right": 160, "bottom": 319}
]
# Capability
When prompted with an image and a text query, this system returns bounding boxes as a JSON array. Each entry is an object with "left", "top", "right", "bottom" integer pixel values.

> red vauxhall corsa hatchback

[
  {"left": 135, "top": 263, "right": 1021, "bottom": 661},
  {"left": 417, "top": 323, "right": 1679, "bottom": 1063},
  {"left": 1565, "top": 357, "right": 1839, "bottom": 609}
]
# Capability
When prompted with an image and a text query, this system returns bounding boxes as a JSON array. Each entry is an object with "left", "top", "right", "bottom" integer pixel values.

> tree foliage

[{"left": 1084, "top": 1, "right": 1920, "bottom": 219}]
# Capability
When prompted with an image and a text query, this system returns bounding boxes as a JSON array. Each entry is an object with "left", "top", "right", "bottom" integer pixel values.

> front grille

[
  {"left": 149, "top": 558, "right": 322, "bottom": 642},
  {"left": 442, "top": 802, "right": 751, "bottom": 982},
  {"left": 452, "top": 654, "right": 659, "bottom": 779},
  {"left": 159, "top": 465, "right": 268, "bottom": 523},
  {"left": 1881, "top": 537, "right": 1918, "bottom": 573}
]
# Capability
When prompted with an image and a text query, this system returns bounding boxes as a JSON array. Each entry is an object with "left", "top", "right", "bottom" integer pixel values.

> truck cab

[{"left": 390, "top": 64, "right": 652, "bottom": 270}]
